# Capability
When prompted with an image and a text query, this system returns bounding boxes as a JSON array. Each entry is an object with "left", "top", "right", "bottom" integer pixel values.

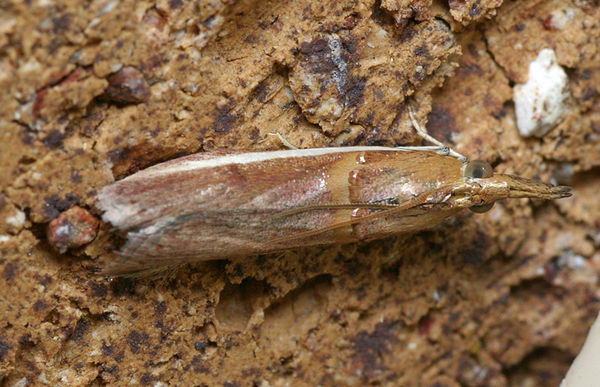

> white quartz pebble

[
  {"left": 561, "top": 311, "right": 600, "bottom": 387},
  {"left": 514, "top": 49, "right": 570, "bottom": 137}
]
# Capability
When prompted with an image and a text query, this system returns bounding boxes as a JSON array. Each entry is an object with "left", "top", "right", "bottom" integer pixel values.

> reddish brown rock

[
  {"left": 103, "top": 67, "right": 151, "bottom": 104},
  {"left": 46, "top": 206, "right": 99, "bottom": 253}
]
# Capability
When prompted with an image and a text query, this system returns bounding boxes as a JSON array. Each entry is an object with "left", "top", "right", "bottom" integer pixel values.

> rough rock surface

[{"left": 1, "top": 0, "right": 599, "bottom": 385}]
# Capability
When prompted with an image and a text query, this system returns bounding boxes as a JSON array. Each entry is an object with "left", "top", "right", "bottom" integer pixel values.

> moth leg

[
  {"left": 407, "top": 105, "right": 467, "bottom": 163},
  {"left": 265, "top": 132, "right": 298, "bottom": 150},
  {"left": 267, "top": 192, "right": 433, "bottom": 244}
]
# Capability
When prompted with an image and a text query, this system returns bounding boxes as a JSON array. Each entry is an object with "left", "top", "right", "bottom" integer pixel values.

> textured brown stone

[{"left": 0, "top": 0, "right": 598, "bottom": 385}]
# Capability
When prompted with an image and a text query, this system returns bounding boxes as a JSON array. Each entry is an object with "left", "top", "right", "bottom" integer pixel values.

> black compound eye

[
  {"left": 469, "top": 203, "right": 494, "bottom": 213},
  {"left": 464, "top": 160, "right": 493, "bottom": 179}
]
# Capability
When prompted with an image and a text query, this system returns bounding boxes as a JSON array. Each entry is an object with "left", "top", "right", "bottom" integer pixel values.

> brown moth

[{"left": 97, "top": 123, "right": 570, "bottom": 274}]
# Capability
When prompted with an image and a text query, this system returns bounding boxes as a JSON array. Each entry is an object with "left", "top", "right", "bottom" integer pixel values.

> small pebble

[
  {"left": 103, "top": 66, "right": 150, "bottom": 104},
  {"left": 46, "top": 206, "right": 99, "bottom": 253}
]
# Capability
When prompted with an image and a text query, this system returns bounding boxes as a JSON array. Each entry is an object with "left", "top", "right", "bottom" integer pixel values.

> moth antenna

[
  {"left": 266, "top": 191, "right": 434, "bottom": 245},
  {"left": 274, "top": 202, "right": 403, "bottom": 218},
  {"left": 102, "top": 258, "right": 185, "bottom": 278}
]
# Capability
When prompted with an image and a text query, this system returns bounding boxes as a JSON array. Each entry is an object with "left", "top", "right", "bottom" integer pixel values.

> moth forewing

[{"left": 97, "top": 146, "right": 570, "bottom": 274}]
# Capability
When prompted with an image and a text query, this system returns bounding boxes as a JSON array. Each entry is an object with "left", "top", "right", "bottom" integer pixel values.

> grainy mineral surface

[{"left": 1, "top": 0, "right": 599, "bottom": 386}]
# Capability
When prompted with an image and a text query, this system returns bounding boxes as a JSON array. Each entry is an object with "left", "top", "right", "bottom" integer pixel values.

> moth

[{"left": 97, "top": 109, "right": 571, "bottom": 274}]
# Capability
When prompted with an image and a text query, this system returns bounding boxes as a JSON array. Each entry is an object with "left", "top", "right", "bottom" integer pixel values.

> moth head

[
  {"left": 451, "top": 160, "right": 571, "bottom": 213},
  {"left": 462, "top": 160, "right": 495, "bottom": 213}
]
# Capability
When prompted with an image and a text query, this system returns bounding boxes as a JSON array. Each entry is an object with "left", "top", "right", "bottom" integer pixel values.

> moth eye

[
  {"left": 469, "top": 202, "right": 494, "bottom": 213},
  {"left": 464, "top": 160, "right": 493, "bottom": 179}
]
